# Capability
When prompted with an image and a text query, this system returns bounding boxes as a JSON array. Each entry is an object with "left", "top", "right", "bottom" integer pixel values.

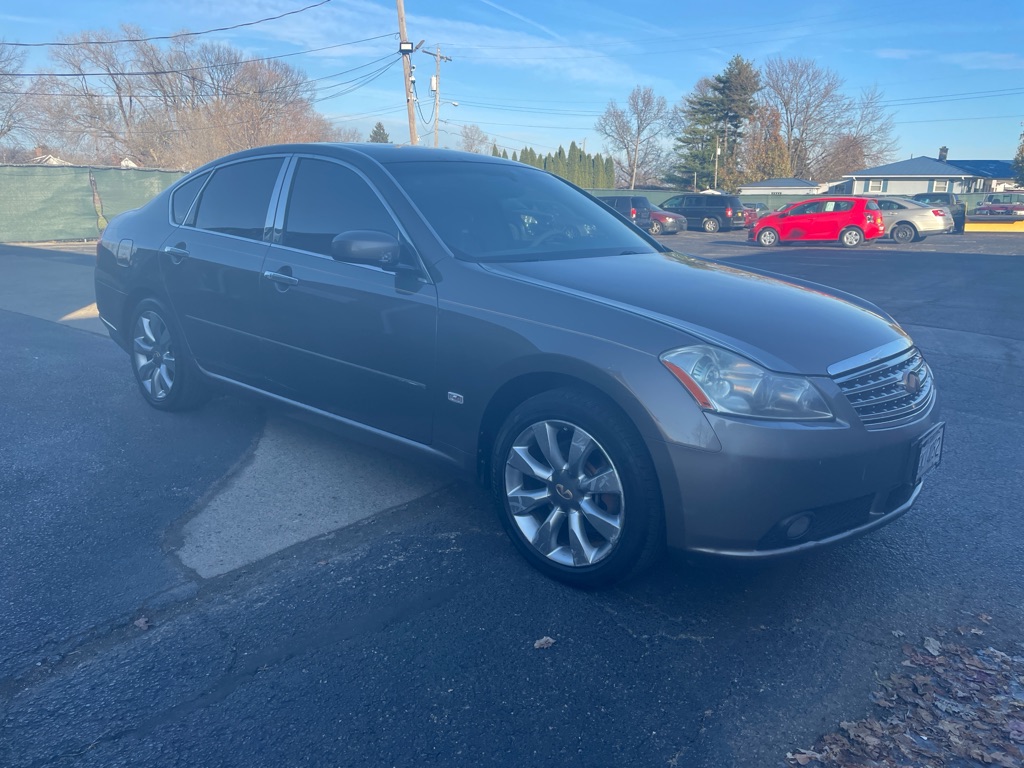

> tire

[
  {"left": 840, "top": 227, "right": 864, "bottom": 248},
  {"left": 757, "top": 228, "right": 779, "bottom": 247},
  {"left": 490, "top": 388, "right": 665, "bottom": 588},
  {"left": 913, "top": 234, "right": 927, "bottom": 242},
  {"left": 891, "top": 223, "right": 916, "bottom": 244},
  {"left": 702, "top": 217, "right": 720, "bottom": 233},
  {"left": 648, "top": 220, "right": 663, "bottom": 236},
  {"left": 129, "top": 297, "right": 209, "bottom": 411}
]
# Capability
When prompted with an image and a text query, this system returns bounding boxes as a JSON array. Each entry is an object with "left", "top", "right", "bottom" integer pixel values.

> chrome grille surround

[{"left": 832, "top": 346, "right": 934, "bottom": 430}]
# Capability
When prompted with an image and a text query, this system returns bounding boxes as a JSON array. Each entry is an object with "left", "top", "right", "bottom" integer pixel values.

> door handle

[
  {"left": 163, "top": 245, "right": 189, "bottom": 264},
  {"left": 263, "top": 270, "right": 299, "bottom": 286}
]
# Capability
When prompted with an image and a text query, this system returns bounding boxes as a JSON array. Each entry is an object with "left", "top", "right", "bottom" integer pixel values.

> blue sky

[{"left": 4, "top": 0, "right": 1023, "bottom": 163}]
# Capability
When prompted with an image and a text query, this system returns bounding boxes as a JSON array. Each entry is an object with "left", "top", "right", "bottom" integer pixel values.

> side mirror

[
  {"left": 776, "top": 212, "right": 788, "bottom": 219},
  {"left": 331, "top": 230, "right": 402, "bottom": 270}
]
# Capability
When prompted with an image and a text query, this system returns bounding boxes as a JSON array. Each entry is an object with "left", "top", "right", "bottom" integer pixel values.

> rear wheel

[
  {"left": 840, "top": 227, "right": 864, "bottom": 247},
  {"left": 491, "top": 388, "right": 664, "bottom": 588},
  {"left": 129, "top": 298, "right": 208, "bottom": 411},
  {"left": 757, "top": 228, "right": 779, "bottom": 247},
  {"left": 702, "top": 217, "right": 720, "bottom": 233},
  {"left": 891, "top": 222, "right": 916, "bottom": 244}
]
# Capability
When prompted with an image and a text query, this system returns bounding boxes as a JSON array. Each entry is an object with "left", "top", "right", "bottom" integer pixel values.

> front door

[{"left": 259, "top": 157, "right": 437, "bottom": 444}]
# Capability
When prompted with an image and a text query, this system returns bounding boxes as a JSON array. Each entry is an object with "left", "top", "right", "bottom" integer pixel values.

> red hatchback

[{"left": 750, "top": 197, "right": 885, "bottom": 247}]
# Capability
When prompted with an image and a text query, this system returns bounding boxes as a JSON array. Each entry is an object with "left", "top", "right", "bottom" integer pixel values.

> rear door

[{"left": 160, "top": 156, "right": 286, "bottom": 387}]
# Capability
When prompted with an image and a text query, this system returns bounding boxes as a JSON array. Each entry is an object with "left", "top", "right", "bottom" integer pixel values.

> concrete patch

[{"left": 176, "top": 416, "right": 454, "bottom": 578}]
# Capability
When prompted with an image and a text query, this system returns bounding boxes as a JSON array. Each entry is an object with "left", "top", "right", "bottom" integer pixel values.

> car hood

[{"left": 481, "top": 251, "right": 910, "bottom": 375}]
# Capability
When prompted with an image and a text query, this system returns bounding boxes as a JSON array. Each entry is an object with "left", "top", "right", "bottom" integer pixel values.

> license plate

[{"left": 913, "top": 423, "right": 944, "bottom": 484}]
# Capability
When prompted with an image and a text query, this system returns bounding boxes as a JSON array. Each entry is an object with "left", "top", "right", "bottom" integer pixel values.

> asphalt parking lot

[{"left": 1, "top": 232, "right": 1022, "bottom": 767}]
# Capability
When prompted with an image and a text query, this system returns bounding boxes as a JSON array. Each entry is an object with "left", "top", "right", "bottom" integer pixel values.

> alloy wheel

[
  {"left": 133, "top": 310, "right": 176, "bottom": 400},
  {"left": 503, "top": 420, "right": 624, "bottom": 568}
]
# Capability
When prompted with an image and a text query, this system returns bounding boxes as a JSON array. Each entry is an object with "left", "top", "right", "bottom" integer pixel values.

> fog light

[{"left": 785, "top": 514, "right": 812, "bottom": 540}]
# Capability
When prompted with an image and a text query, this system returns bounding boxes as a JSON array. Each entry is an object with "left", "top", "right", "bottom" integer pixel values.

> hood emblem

[{"left": 902, "top": 370, "right": 922, "bottom": 395}]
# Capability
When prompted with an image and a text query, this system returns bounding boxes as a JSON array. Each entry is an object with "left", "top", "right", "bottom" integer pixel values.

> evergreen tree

[
  {"left": 491, "top": 143, "right": 501, "bottom": 157},
  {"left": 1014, "top": 130, "right": 1024, "bottom": 186},
  {"left": 368, "top": 121, "right": 390, "bottom": 143},
  {"left": 670, "top": 55, "right": 760, "bottom": 190},
  {"left": 501, "top": 149, "right": 509, "bottom": 160}
]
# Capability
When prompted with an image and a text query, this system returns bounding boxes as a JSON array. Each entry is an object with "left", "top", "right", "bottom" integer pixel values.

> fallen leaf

[
  {"left": 134, "top": 617, "right": 151, "bottom": 630},
  {"left": 979, "top": 613, "right": 992, "bottom": 624},
  {"left": 892, "top": 630, "right": 906, "bottom": 638},
  {"left": 534, "top": 636, "right": 555, "bottom": 649},
  {"left": 924, "top": 637, "right": 942, "bottom": 656}
]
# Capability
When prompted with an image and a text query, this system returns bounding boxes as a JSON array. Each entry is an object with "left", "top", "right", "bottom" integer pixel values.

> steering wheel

[{"left": 531, "top": 225, "right": 579, "bottom": 247}]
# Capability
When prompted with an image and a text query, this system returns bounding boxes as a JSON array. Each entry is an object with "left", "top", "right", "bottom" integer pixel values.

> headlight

[{"left": 661, "top": 344, "right": 833, "bottom": 420}]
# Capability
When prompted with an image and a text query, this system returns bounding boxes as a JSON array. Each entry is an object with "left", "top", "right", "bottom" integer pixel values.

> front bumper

[{"left": 655, "top": 400, "right": 941, "bottom": 557}]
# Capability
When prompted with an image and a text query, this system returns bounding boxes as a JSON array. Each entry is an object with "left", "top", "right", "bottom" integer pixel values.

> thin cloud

[
  {"left": 940, "top": 51, "right": 1024, "bottom": 70},
  {"left": 478, "top": 0, "right": 566, "bottom": 42},
  {"left": 874, "top": 48, "right": 928, "bottom": 60}
]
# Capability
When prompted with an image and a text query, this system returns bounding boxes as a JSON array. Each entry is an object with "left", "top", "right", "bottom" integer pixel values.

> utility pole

[
  {"left": 422, "top": 46, "right": 452, "bottom": 148},
  {"left": 396, "top": 0, "right": 418, "bottom": 145},
  {"left": 713, "top": 135, "right": 721, "bottom": 190}
]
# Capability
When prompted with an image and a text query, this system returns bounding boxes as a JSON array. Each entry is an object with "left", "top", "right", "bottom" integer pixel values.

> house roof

[
  {"left": 740, "top": 177, "right": 818, "bottom": 188},
  {"left": 846, "top": 156, "right": 1016, "bottom": 179},
  {"left": 942, "top": 159, "right": 1015, "bottom": 179}
]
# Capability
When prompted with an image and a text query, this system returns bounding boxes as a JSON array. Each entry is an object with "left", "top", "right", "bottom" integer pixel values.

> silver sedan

[{"left": 876, "top": 197, "right": 954, "bottom": 244}]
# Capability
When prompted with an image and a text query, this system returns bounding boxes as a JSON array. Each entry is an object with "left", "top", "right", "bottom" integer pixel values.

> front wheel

[
  {"left": 840, "top": 227, "right": 864, "bottom": 247},
  {"left": 491, "top": 388, "right": 664, "bottom": 587},
  {"left": 648, "top": 220, "right": 663, "bottom": 236},
  {"left": 129, "top": 298, "right": 208, "bottom": 411},
  {"left": 757, "top": 228, "right": 779, "bottom": 247},
  {"left": 702, "top": 217, "right": 720, "bottom": 233}
]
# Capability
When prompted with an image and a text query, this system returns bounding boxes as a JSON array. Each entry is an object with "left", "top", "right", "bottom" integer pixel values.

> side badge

[{"left": 448, "top": 392, "right": 464, "bottom": 405}]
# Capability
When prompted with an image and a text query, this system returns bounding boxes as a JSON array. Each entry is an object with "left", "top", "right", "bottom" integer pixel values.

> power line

[
  {"left": 5, "top": 1, "right": 335, "bottom": 47},
  {"left": 3, "top": 33, "right": 397, "bottom": 78}
]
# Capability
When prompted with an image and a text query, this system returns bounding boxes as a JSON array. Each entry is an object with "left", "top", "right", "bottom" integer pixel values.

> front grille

[{"left": 833, "top": 347, "right": 934, "bottom": 430}]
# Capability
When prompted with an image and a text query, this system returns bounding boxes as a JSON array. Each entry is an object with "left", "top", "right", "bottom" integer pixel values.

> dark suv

[
  {"left": 660, "top": 193, "right": 747, "bottom": 233},
  {"left": 597, "top": 195, "right": 653, "bottom": 231}
]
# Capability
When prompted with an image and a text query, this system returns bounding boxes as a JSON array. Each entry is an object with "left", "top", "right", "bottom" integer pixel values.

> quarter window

[
  {"left": 170, "top": 172, "right": 208, "bottom": 225},
  {"left": 282, "top": 158, "right": 397, "bottom": 257},
  {"left": 193, "top": 158, "right": 283, "bottom": 240}
]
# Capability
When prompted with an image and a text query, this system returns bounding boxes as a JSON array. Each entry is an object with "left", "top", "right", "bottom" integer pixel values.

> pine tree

[
  {"left": 368, "top": 122, "right": 390, "bottom": 143},
  {"left": 491, "top": 143, "right": 501, "bottom": 157},
  {"left": 1014, "top": 130, "right": 1024, "bottom": 186}
]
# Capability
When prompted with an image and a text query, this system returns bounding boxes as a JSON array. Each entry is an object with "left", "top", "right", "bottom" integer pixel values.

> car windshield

[{"left": 385, "top": 160, "right": 661, "bottom": 262}]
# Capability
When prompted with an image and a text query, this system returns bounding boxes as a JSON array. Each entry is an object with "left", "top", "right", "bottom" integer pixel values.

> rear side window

[
  {"left": 685, "top": 196, "right": 704, "bottom": 208},
  {"left": 193, "top": 158, "right": 284, "bottom": 241},
  {"left": 282, "top": 158, "right": 397, "bottom": 257},
  {"left": 823, "top": 200, "right": 853, "bottom": 212},
  {"left": 170, "top": 172, "right": 208, "bottom": 225}
]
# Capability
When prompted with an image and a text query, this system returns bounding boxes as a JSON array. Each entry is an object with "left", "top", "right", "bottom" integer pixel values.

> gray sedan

[
  {"left": 95, "top": 145, "right": 943, "bottom": 587},
  {"left": 876, "top": 197, "right": 955, "bottom": 243}
]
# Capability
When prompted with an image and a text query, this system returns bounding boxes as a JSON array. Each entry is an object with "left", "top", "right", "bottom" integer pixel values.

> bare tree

[
  {"left": 758, "top": 57, "right": 896, "bottom": 180},
  {"left": 459, "top": 124, "right": 490, "bottom": 154},
  {"left": 24, "top": 25, "right": 350, "bottom": 169},
  {"left": 595, "top": 86, "right": 669, "bottom": 189},
  {"left": 0, "top": 41, "right": 27, "bottom": 145}
]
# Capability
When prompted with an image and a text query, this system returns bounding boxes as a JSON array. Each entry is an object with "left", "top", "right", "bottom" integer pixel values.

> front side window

[
  {"left": 193, "top": 158, "right": 283, "bottom": 240},
  {"left": 789, "top": 201, "right": 822, "bottom": 216},
  {"left": 387, "top": 160, "right": 658, "bottom": 262},
  {"left": 282, "top": 158, "right": 397, "bottom": 257}
]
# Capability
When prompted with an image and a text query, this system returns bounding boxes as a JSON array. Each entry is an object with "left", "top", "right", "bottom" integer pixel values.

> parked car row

[{"left": 601, "top": 190, "right": 958, "bottom": 248}]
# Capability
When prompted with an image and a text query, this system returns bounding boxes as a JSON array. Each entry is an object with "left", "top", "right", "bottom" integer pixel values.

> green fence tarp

[
  {"left": 91, "top": 167, "right": 181, "bottom": 220},
  {"left": 0, "top": 166, "right": 99, "bottom": 242},
  {"left": 0, "top": 165, "right": 184, "bottom": 243}
]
